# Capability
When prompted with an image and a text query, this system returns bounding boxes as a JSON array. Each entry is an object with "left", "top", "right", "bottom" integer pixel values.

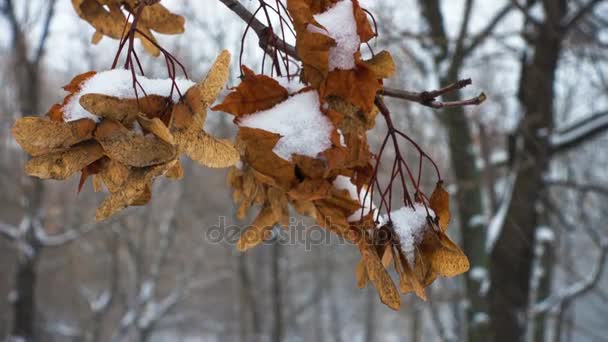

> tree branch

[
  {"left": 562, "top": 0, "right": 604, "bottom": 31},
  {"left": 218, "top": 0, "right": 486, "bottom": 110},
  {"left": 544, "top": 180, "right": 608, "bottom": 197},
  {"left": 551, "top": 109, "right": 608, "bottom": 152},
  {"left": 381, "top": 79, "right": 486, "bottom": 109},
  {"left": 0, "top": 221, "right": 17, "bottom": 240},
  {"left": 33, "top": 0, "right": 57, "bottom": 64},
  {"left": 532, "top": 240, "right": 607, "bottom": 315}
]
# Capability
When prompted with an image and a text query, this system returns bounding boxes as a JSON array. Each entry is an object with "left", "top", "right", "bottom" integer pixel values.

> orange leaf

[
  {"left": 321, "top": 66, "right": 381, "bottom": 113},
  {"left": 238, "top": 127, "right": 296, "bottom": 190},
  {"left": 353, "top": 0, "right": 375, "bottom": 42},
  {"left": 429, "top": 181, "right": 450, "bottom": 232},
  {"left": 212, "top": 66, "right": 288, "bottom": 117},
  {"left": 63, "top": 71, "right": 97, "bottom": 93}
]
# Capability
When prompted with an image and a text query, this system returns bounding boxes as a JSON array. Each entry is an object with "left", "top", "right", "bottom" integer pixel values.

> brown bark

[{"left": 488, "top": 2, "right": 567, "bottom": 340}]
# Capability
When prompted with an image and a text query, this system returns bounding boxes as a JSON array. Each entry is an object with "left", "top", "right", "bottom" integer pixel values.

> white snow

[
  {"left": 469, "top": 266, "right": 488, "bottom": 282},
  {"left": 382, "top": 204, "right": 435, "bottom": 267},
  {"left": 536, "top": 226, "right": 555, "bottom": 243},
  {"left": 468, "top": 214, "right": 487, "bottom": 228},
  {"left": 63, "top": 69, "right": 195, "bottom": 122},
  {"left": 486, "top": 172, "right": 517, "bottom": 252},
  {"left": 333, "top": 176, "right": 380, "bottom": 223},
  {"left": 308, "top": 0, "right": 361, "bottom": 71},
  {"left": 551, "top": 111, "right": 608, "bottom": 148},
  {"left": 275, "top": 76, "right": 307, "bottom": 94},
  {"left": 238, "top": 91, "right": 334, "bottom": 161},
  {"left": 472, "top": 312, "right": 490, "bottom": 325},
  {"left": 470, "top": 266, "right": 490, "bottom": 295},
  {"left": 91, "top": 291, "right": 111, "bottom": 312}
]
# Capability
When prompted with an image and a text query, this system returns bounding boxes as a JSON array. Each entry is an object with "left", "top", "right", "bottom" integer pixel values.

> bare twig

[
  {"left": 0, "top": 221, "right": 18, "bottom": 240},
  {"left": 544, "top": 180, "right": 608, "bottom": 197},
  {"left": 381, "top": 80, "right": 487, "bottom": 109}
]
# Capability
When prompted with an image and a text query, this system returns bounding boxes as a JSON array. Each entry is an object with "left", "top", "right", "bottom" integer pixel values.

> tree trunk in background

[
  {"left": 488, "top": 2, "right": 566, "bottom": 340},
  {"left": 11, "top": 29, "right": 44, "bottom": 341},
  {"left": 363, "top": 288, "right": 376, "bottom": 342},
  {"left": 271, "top": 239, "right": 283, "bottom": 342},
  {"left": 239, "top": 252, "right": 261, "bottom": 341},
  {"left": 416, "top": 2, "right": 492, "bottom": 339},
  {"left": 533, "top": 226, "right": 555, "bottom": 342},
  {"left": 439, "top": 84, "right": 489, "bottom": 342},
  {"left": 12, "top": 251, "right": 40, "bottom": 340}
]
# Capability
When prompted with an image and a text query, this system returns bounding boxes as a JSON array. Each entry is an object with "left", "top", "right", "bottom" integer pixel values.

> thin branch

[
  {"left": 544, "top": 180, "right": 608, "bottom": 197},
  {"left": 33, "top": 0, "right": 57, "bottom": 64},
  {"left": 33, "top": 221, "right": 97, "bottom": 247},
  {"left": 461, "top": 3, "right": 513, "bottom": 58},
  {"left": 511, "top": 0, "right": 542, "bottom": 27},
  {"left": 381, "top": 80, "right": 487, "bottom": 109},
  {"left": 551, "top": 110, "right": 608, "bottom": 153},
  {"left": 218, "top": 0, "right": 486, "bottom": 109},
  {"left": 562, "top": 0, "right": 604, "bottom": 31},
  {"left": 532, "top": 241, "right": 607, "bottom": 315},
  {"left": 0, "top": 221, "right": 18, "bottom": 240}
]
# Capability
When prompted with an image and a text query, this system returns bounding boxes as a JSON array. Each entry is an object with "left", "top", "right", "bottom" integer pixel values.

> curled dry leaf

[
  {"left": 185, "top": 49, "right": 231, "bottom": 121},
  {"left": 95, "top": 160, "right": 177, "bottom": 221},
  {"left": 429, "top": 181, "right": 450, "bottom": 232},
  {"left": 80, "top": 94, "right": 169, "bottom": 124},
  {"left": 236, "top": 205, "right": 278, "bottom": 251},
  {"left": 360, "top": 238, "right": 401, "bottom": 310},
  {"left": 180, "top": 131, "right": 240, "bottom": 169},
  {"left": 71, "top": 0, "right": 185, "bottom": 56},
  {"left": 362, "top": 50, "right": 396, "bottom": 80},
  {"left": 94, "top": 119, "right": 176, "bottom": 167},
  {"left": 25, "top": 141, "right": 104, "bottom": 180},
  {"left": 422, "top": 230, "right": 470, "bottom": 277},
  {"left": 95, "top": 158, "right": 131, "bottom": 193},
  {"left": 136, "top": 114, "right": 174, "bottom": 144},
  {"left": 12, "top": 117, "right": 96, "bottom": 156},
  {"left": 211, "top": 66, "right": 289, "bottom": 117}
]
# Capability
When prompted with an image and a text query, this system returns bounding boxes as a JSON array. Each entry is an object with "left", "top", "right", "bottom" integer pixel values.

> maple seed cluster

[
  {"left": 72, "top": 0, "right": 185, "bottom": 56},
  {"left": 13, "top": 51, "right": 239, "bottom": 221},
  {"left": 10, "top": 0, "right": 471, "bottom": 311},
  {"left": 214, "top": 0, "right": 470, "bottom": 310}
]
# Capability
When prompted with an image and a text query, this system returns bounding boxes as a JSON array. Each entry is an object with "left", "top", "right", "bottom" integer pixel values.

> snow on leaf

[
  {"left": 238, "top": 91, "right": 334, "bottom": 161},
  {"left": 64, "top": 69, "right": 194, "bottom": 122},
  {"left": 383, "top": 204, "right": 433, "bottom": 267},
  {"left": 308, "top": 0, "right": 361, "bottom": 71}
]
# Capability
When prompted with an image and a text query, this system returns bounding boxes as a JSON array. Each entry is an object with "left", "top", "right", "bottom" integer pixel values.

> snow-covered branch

[
  {"left": 532, "top": 240, "right": 608, "bottom": 315},
  {"left": 0, "top": 221, "right": 18, "bottom": 240},
  {"left": 551, "top": 110, "right": 608, "bottom": 152},
  {"left": 34, "top": 221, "right": 98, "bottom": 247}
]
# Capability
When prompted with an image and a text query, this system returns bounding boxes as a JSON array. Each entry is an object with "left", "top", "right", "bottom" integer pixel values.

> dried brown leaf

[
  {"left": 12, "top": 117, "right": 96, "bottom": 156},
  {"left": 94, "top": 119, "right": 176, "bottom": 167},
  {"left": 25, "top": 141, "right": 104, "bottom": 180}
]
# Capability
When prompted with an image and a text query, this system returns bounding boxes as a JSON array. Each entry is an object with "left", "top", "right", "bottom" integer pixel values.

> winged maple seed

[
  {"left": 12, "top": 50, "right": 239, "bottom": 221},
  {"left": 214, "top": 0, "right": 469, "bottom": 311},
  {"left": 71, "top": 0, "right": 185, "bottom": 56}
]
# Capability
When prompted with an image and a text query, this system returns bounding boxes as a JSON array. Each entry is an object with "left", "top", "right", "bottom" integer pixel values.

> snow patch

[
  {"left": 486, "top": 172, "right": 517, "bottom": 252},
  {"left": 63, "top": 69, "right": 195, "bottom": 122},
  {"left": 308, "top": 0, "right": 360, "bottom": 71},
  {"left": 238, "top": 91, "right": 334, "bottom": 161},
  {"left": 383, "top": 204, "right": 434, "bottom": 267},
  {"left": 472, "top": 312, "right": 490, "bottom": 325},
  {"left": 333, "top": 176, "right": 380, "bottom": 223},
  {"left": 536, "top": 226, "right": 555, "bottom": 243},
  {"left": 468, "top": 214, "right": 487, "bottom": 228},
  {"left": 274, "top": 76, "right": 307, "bottom": 94}
]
